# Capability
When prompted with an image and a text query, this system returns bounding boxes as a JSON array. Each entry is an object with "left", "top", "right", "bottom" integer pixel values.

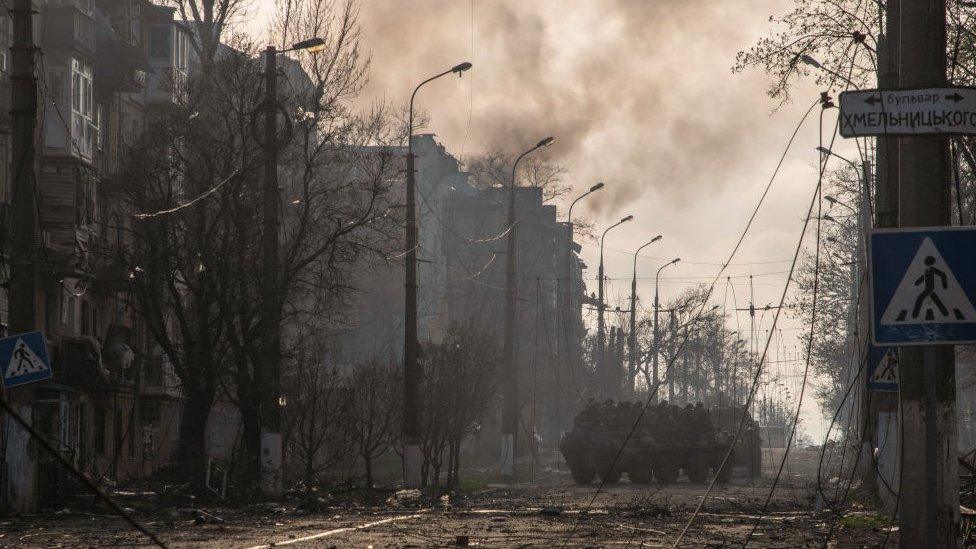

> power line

[
  {"left": 561, "top": 93, "right": 821, "bottom": 548},
  {"left": 671, "top": 94, "right": 828, "bottom": 548}
]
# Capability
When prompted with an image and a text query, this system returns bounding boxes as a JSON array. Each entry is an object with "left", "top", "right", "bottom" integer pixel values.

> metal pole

[
  {"left": 897, "top": 0, "right": 958, "bottom": 545},
  {"left": 403, "top": 77, "right": 427, "bottom": 489},
  {"left": 629, "top": 237, "right": 660, "bottom": 398},
  {"left": 502, "top": 140, "right": 551, "bottom": 477},
  {"left": 653, "top": 259, "right": 678, "bottom": 402},
  {"left": 259, "top": 45, "right": 283, "bottom": 497},
  {"left": 597, "top": 217, "right": 632, "bottom": 399},
  {"left": 5, "top": 0, "right": 38, "bottom": 512},
  {"left": 401, "top": 63, "right": 469, "bottom": 487}
]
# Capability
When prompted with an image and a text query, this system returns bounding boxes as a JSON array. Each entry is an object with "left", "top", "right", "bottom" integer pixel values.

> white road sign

[{"left": 839, "top": 87, "right": 976, "bottom": 137}]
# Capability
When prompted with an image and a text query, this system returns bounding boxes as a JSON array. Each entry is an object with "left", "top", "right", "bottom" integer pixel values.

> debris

[
  {"left": 387, "top": 489, "right": 423, "bottom": 507},
  {"left": 539, "top": 505, "right": 563, "bottom": 517},
  {"left": 185, "top": 508, "right": 225, "bottom": 525},
  {"left": 456, "top": 534, "right": 470, "bottom": 546}
]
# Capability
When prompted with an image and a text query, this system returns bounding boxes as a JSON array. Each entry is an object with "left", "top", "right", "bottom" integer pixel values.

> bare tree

[
  {"left": 419, "top": 322, "right": 500, "bottom": 487},
  {"left": 465, "top": 150, "right": 571, "bottom": 204},
  {"left": 348, "top": 361, "right": 400, "bottom": 488},
  {"left": 115, "top": 0, "right": 402, "bottom": 490},
  {"left": 282, "top": 352, "right": 355, "bottom": 488}
]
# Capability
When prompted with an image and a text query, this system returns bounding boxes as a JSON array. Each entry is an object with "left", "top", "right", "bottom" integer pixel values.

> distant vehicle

[{"left": 560, "top": 400, "right": 760, "bottom": 485}]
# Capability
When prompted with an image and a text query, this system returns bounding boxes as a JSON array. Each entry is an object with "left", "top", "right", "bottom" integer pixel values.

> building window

[
  {"left": 80, "top": 300, "right": 89, "bottom": 335},
  {"left": 70, "top": 59, "right": 95, "bottom": 160},
  {"left": 147, "top": 25, "right": 170, "bottom": 62}
]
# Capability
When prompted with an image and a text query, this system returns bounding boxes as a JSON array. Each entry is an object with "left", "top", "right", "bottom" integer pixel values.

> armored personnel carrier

[{"left": 560, "top": 400, "right": 737, "bottom": 485}]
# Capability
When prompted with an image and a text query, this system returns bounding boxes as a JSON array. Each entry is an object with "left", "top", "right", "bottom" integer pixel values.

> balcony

[
  {"left": 40, "top": 4, "right": 95, "bottom": 58},
  {"left": 95, "top": 39, "right": 149, "bottom": 94}
]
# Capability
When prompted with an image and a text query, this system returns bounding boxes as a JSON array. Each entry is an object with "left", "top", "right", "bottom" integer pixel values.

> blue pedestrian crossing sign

[
  {"left": 870, "top": 226, "right": 976, "bottom": 345},
  {"left": 0, "top": 331, "right": 52, "bottom": 389},
  {"left": 867, "top": 345, "right": 899, "bottom": 391}
]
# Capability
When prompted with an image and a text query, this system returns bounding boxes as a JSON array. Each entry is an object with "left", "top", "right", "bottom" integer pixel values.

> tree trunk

[
  {"left": 178, "top": 386, "right": 214, "bottom": 494},
  {"left": 364, "top": 454, "right": 373, "bottom": 488},
  {"left": 239, "top": 387, "right": 262, "bottom": 487}
]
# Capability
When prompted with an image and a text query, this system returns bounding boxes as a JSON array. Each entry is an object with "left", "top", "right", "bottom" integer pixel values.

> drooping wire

[
  {"left": 671, "top": 96, "right": 834, "bottom": 548},
  {"left": 560, "top": 94, "right": 821, "bottom": 548}
]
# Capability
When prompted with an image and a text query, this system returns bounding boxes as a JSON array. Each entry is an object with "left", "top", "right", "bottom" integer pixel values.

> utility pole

[
  {"left": 668, "top": 308, "right": 677, "bottom": 402},
  {"left": 259, "top": 45, "right": 283, "bottom": 498},
  {"left": 870, "top": 0, "right": 901, "bottom": 510},
  {"left": 597, "top": 216, "right": 632, "bottom": 399},
  {"left": 630, "top": 236, "right": 661, "bottom": 398},
  {"left": 897, "top": 0, "right": 959, "bottom": 545},
  {"left": 402, "top": 61, "right": 470, "bottom": 487},
  {"left": 501, "top": 137, "right": 552, "bottom": 478},
  {"left": 653, "top": 258, "right": 680, "bottom": 402},
  {"left": 5, "top": 0, "right": 38, "bottom": 512}
]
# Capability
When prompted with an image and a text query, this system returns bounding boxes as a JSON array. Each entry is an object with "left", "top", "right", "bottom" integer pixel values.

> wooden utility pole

[
  {"left": 5, "top": 0, "right": 39, "bottom": 513},
  {"left": 897, "top": 0, "right": 960, "bottom": 545}
]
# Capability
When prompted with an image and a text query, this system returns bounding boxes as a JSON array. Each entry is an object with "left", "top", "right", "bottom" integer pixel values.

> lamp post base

[
  {"left": 403, "top": 444, "right": 422, "bottom": 488},
  {"left": 260, "top": 430, "right": 282, "bottom": 498},
  {"left": 500, "top": 433, "right": 515, "bottom": 478}
]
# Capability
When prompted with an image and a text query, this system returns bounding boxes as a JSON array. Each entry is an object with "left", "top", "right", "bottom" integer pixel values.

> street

[{"left": 0, "top": 449, "right": 893, "bottom": 547}]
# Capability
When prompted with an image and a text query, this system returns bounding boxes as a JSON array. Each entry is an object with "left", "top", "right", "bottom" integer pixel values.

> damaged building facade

[
  {"left": 328, "top": 134, "right": 589, "bottom": 452},
  {"left": 0, "top": 0, "right": 188, "bottom": 511}
]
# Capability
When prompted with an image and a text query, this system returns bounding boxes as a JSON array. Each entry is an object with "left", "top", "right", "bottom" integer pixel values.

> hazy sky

[{"left": 247, "top": 0, "right": 858, "bottom": 438}]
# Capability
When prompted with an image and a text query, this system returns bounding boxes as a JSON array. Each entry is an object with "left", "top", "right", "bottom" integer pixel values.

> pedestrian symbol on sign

[
  {"left": 880, "top": 237, "right": 976, "bottom": 325},
  {"left": 867, "top": 346, "right": 899, "bottom": 391},
  {"left": 7, "top": 340, "right": 45, "bottom": 378},
  {"left": 872, "top": 349, "right": 898, "bottom": 384},
  {"left": 0, "top": 331, "right": 52, "bottom": 388}
]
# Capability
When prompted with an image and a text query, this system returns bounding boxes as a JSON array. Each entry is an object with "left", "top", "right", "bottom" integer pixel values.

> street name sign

[
  {"left": 869, "top": 227, "right": 976, "bottom": 345},
  {"left": 839, "top": 87, "right": 976, "bottom": 137},
  {"left": 867, "top": 345, "right": 899, "bottom": 392},
  {"left": 0, "top": 331, "right": 52, "bottom": 389}
]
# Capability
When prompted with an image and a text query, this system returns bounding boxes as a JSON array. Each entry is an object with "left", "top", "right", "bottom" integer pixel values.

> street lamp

[
  {"left": 258, "top": 36, "right": 328, "bottom": 498},
  {"left": 629, "top": 235, "right": 662, "bottom": 397},
  {"left": 798, "top": 54, "right": 859, "bottom": 89},
  {"left": 403, "top": 61, "right": 471, "bottom": 488},
  {"left": 597, "top": 215, "right": 633, "bottom": 399},
  {"left": 556, "top": 181, "right": 604, "bottom": 449},
  {"left": 652, "top": 258, "right": 680, "bottom": 402},
  {"left": 568, "top": 182, "right": 604, "bottom": 225},
  {"left": 824, "top": 195, "right": 857, "bottom": 214},
  {"left": 501, "top": 135, "right": 554, "bottom": 478}
]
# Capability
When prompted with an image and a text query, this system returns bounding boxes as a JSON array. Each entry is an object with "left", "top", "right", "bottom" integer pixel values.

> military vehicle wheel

[
  {"left": 715, "top": 461, "right": 733, "bottom": 483},
  {"left": 570, "top": 465, "right": 596, "bottom": 485},
  {"left": 654, "top": 462, "right": 679, "bottom": 484},
  {"left": 598, "top": 466, "right": 622, "bottom": 484},
  {"left": 627, "top": 465, "right": 653, "bottom": 484},
  {"left": 684, "top": 456, "right": 707, "bottom": 484}
]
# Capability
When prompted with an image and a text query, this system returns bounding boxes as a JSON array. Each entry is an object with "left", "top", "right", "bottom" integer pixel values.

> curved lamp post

[
  {"left": 403, "top": 61, "right": 471, "bottom": 488},
  {"left": 652, "top": 258, "right": 681, "bottom": 402},
  {"left": 628, "top": 235, "right": 662, "bottom": 396},
  {"left": 501, "top": 136, "right": 554, "bottom": 478},
  {"left": 597, "top": 215, "right": 633, "bottom": 399}
]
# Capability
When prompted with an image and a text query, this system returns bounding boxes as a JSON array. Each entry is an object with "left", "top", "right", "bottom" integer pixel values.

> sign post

[
  {"left": 869, "top": 226, "right": 976, "bottom": 345},
  {"left": 867, "top": 345, "right": 899, "bottom": 392},
  {"left": 840, "top": 87, "right": 976, "bottom": 137},
  {"left": 0, "top": 331, "right": 52, "bottom": 389}
]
